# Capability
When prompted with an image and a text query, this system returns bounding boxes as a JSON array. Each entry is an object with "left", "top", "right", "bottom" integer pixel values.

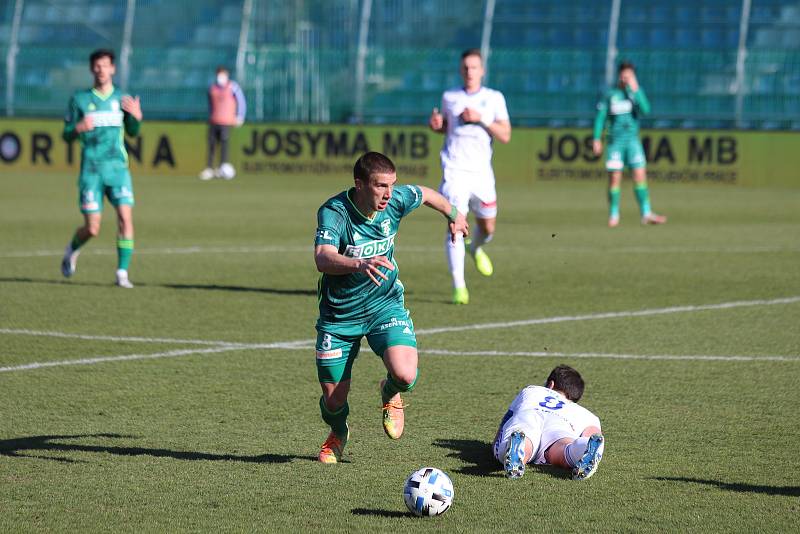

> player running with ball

[
  {"left": 493, "top": 365, "right": 605, "bottom": 480},
  {"left": 60, "top": 49, "right": 143, "bottom": 287},
  {"left": 313, "top": 152, "right": 468, "bottom": 464}
]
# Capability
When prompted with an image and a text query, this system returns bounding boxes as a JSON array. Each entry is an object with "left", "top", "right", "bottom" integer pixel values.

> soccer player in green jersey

[
  {"left": 60, "top": 49, "right": 142, "bottom": 287},
  {"left": 593, "top": 61, "right": 666, "bottom": 228},
  {"left": 313, "top": 152, "right": 469, "bottom": 464}
]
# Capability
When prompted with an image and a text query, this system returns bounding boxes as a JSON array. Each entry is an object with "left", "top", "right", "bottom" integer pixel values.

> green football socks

[
  {"left": 117, "top": 238, "right": 134, "bottom": 271},
  {"left": 633, "top": 181, "right": 652, "bottom": 217},
  {"left": 608, "top": 186, "right": 621, "bottom": 219},
  {"left": 70, "top": 231, "right": 89, "bottom": 252},
  {"left": 319, "top": 397, "right": 349, "bottom": 439},
  {"left": 381, "top": 370, "right": 418, "bottom": 403}
]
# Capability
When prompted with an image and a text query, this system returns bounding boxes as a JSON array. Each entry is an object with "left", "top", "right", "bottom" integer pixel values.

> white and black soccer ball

[
  {"left": 403, "top": 467, "right": 454, "bottom": 517},
  {"left": 218, "top": 162, "right": 236, "bottom": 180}
]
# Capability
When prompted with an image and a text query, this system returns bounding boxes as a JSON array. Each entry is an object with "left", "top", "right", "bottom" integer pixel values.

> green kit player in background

[
  {"left": 593, "top": 61, "right": 666, "bottom": 228},
  {"left": 313, "top": 152, "right": 469, "bottom": 464},
  {"left": 60, "top": 49, "right": 143, "bottom": 287}
]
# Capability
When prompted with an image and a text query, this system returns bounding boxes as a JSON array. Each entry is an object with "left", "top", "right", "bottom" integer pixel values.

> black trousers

[{"left": 207, "top": 124, "right": 231, "bottom": 168}]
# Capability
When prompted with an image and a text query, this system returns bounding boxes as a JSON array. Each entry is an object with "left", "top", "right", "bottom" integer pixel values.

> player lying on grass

[
  {"left": 493, "top": 365, "right": 604, "bottom": 480},
  {"left": 313, "top": 151, "right": 469, "bottom": 464}
]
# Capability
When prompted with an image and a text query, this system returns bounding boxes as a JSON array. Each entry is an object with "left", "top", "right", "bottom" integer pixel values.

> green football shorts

[
  {"left": 605, "top": 137, "right": 646, "bottom": 172},
  {"left": 315, "top": 305, "right": 417, "bottom": 383},
  {"left": 78, "top": 166, "right": 134, "bottom": 213}
]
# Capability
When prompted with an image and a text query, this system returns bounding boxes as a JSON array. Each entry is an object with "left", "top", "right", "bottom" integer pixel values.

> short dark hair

[
  {"left": 461, "top": 48, "right": 482, "bottom": 61},
  {"left": 216, "top": 65, "right": 229, "bottom": 74},
  {"left": 545, "top": 365, "right": 585, "bottom": 402},
  {"left": 353, "top": 152, "right": 396, "bottom": 182},
  {"left": 618, "top": 60, "right": 635, "bottom": 73},
  {"left": 89, "top": 49, "right": 115, "bottom": 66}
]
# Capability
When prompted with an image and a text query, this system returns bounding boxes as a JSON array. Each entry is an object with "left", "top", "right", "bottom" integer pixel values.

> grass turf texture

[{"left": 1, "top": 172, "right": 799, "bottom": 532}]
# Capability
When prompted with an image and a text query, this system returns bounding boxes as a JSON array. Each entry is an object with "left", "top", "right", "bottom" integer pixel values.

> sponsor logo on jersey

[
  {"left": 316, "top": 348, "right": 343, "bottom": 360},
  {"left": 88, "top": 110, "right": 124, "bottom": 128},
  {"left": 316, "top": 229, "right": 335, "bottom": 242},
  {"left": 379, "top": 316, "right": 411, "bottom": 331},
  {"left": 344, "top": 234, "right": 395, "bottom": 258},
  {"left": 609, "top": 99, "right": 633, "bottom": 115}
]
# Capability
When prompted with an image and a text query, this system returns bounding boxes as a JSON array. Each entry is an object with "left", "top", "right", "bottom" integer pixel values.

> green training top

[
  {"left": 315, "top": 184, "right": 424, "bottom": 323},
  {"left": 593, "top": 86, "right": 650, "bottom": 142},
  {"left": 63, "top": 86, "right": 141, "bottom": 170}
]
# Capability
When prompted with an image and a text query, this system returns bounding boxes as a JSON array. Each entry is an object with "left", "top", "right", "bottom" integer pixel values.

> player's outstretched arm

[
  {"left": 314, "top": 244, "right": 395, "bottom": 287},
  {"left": 419, "top": 186, "right": 469, "bottom": 243}
]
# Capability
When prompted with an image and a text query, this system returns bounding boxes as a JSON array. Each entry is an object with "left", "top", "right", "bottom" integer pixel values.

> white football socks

[
  {"left": 470, "top": 227, "right": 493, "bottom": 254},
  {"left": 564, "top": 437, "right": 591, "bottom": 467},
  {"left": 446, "top": 232, "right": 466, "bottom": 288}
]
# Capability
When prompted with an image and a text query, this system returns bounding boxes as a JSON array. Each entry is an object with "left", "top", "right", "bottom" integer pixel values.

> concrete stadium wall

[{"left": 1, "top": 119, "right": 797, "bottom": 188}]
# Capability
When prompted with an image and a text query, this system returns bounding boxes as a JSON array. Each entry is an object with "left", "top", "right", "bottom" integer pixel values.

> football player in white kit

[
  {"left": 493, "top": 365, "right": 605, "bottom": 480},
  {"left": 428, "top": 49, "right": 511, "bottom": 305}
]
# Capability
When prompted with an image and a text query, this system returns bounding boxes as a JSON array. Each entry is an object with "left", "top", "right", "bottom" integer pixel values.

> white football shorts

[
  {"left": 439, "top": 166, "right": 497, "bottom": 219},
  {"left": 493, "top": 408, "right": 577, "bottom": 465}
]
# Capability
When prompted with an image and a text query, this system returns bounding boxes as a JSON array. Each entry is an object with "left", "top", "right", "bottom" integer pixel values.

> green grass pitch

[{"left": 1, "top": 171, "right": 799, "bottom": 532}]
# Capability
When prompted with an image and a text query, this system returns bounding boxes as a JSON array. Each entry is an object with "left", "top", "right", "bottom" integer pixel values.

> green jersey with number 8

[{"left": 315, "top": 184, "right": 423, "bottom": 323}]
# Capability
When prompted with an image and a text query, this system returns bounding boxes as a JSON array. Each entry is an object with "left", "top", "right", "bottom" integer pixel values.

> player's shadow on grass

[
  {"left": 652, "top": 476, "right": 800, "bottom": 497},
  {"left": 0, "top": 433, "right": 318, "bottom": 464},
  {"left": 351, "top": 508, "right": 411, "bottom": 518},
  {"left": 161, "top": 283, "right": 317, "bottom": 296},
  {"left": 433, "top": 438, "right": 572, "bottom": 480},
  {"left": 0, "top": 277, "right": 316, "bottom": 297},
  {"left": 432, "top": 438, "right": 504, "bottom": 478}
]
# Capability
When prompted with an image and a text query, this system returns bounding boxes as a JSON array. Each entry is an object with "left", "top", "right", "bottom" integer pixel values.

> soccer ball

[
  {"left": 403, "top": 467, "right": 454, "bottom": 517},
  {"left": 218, "top": 162, "right": 236, "bottom": 180}
]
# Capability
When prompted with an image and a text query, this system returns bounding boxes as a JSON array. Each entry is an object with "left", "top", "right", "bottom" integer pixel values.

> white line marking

[
  {"left": 0, "top": 328, "right": 310, "bottom": 348},
  {"left": 415, "top": 296, "right": 800, "bottom": 335},
  {"left": 2, "top": 296, "right": 798, "bottom": 372},
  {"left": 421, "top": 349, "right": 800, "bottom": 362},
  {"left": 3, "top": 244, "right": 799, "bottom": 259},
  {"left": 0, "top": 245, "right": 310, "bottom": 258},
  {"left": 0, "top": 341, "right": 309, "bottom": 373}
]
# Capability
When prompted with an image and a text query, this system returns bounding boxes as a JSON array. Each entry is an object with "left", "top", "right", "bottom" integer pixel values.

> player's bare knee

[
  {"left": 387, "top": 366, "right": 417, "bottom": 391},
  {"left": 85, "top": 223, "right": 101, "bottom": 237},
  {"left": 323, "top": 390, "right": 347, "bottom": 411},
  {"left": 321, "top": 383, "right": 349, "bottom": 410}
]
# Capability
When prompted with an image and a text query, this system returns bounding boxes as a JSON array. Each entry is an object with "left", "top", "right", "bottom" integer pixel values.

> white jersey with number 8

[{"left": 493, "top": 385, "right": 602, "bottom": 465}]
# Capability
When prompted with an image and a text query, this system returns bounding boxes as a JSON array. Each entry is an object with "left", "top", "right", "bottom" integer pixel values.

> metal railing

[{"left": 1, "top": 0, "right": 798, "bottom": 129}]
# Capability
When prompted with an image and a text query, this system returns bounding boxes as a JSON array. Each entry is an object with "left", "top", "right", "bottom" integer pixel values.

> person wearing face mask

[{"left": 200, "top": 66, "right": 247, "bottom": 180}]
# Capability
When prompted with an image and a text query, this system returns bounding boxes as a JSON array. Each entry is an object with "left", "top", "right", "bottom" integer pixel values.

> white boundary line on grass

[
  {"left": 2, "top": 244, "right": 799, "bottom": 259},
  {"left": 0, "top": 342, "right": 314, "bottom": 373},
  {"left": 415, "top": 296, "right": 800, "bottom": 335},
  {"left": 421, "top": 349, "right": 799, "bottom": 362},
  {"left": 2, "top": 343, "right": 796, "bottom": 373},
  {"left": 1, "top": 295, "right": 798, "bottom": 372}
]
